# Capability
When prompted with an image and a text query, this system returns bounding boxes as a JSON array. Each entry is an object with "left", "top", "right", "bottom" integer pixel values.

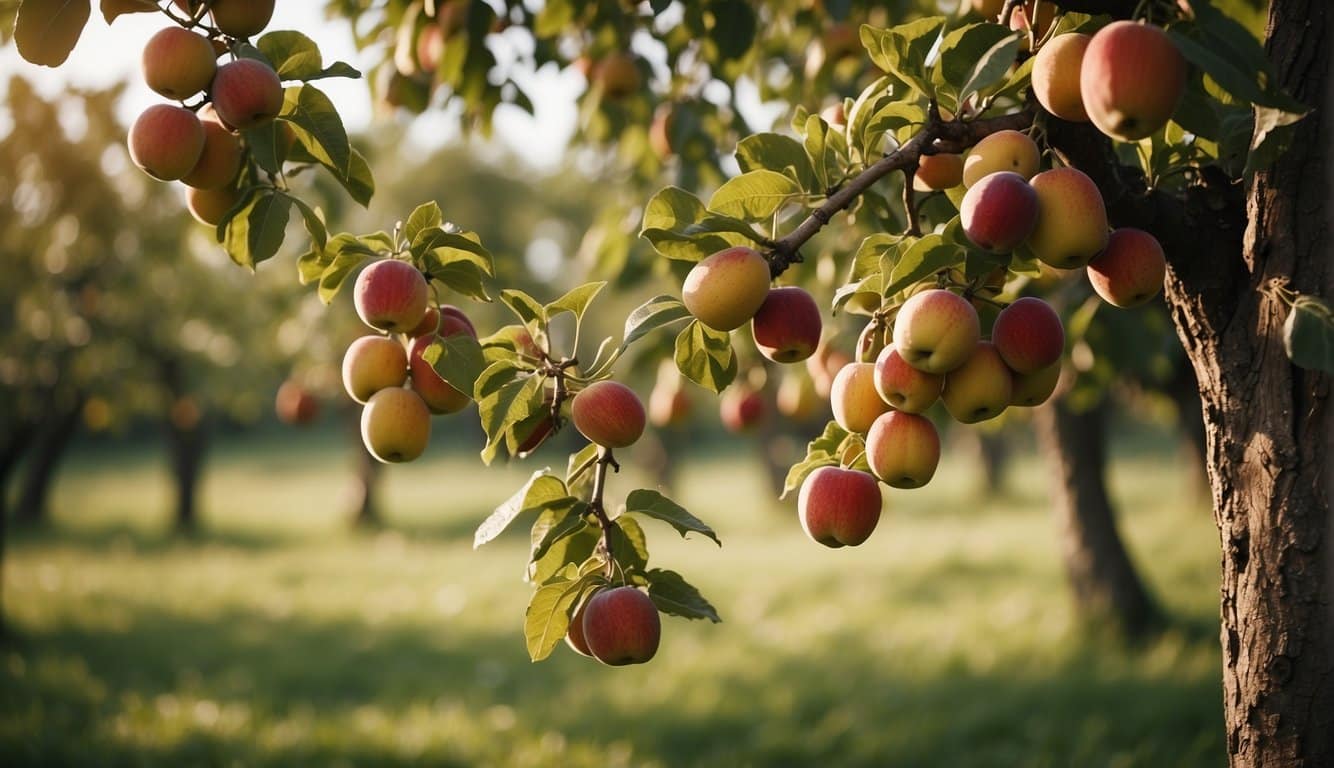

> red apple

[
  {"left": 797, "top": 466, "right": 883, "bottom": 548},
  {"left": 408, "top": 334, "right": 472, "bottom": 415},
  {"left": 962, "top": 129, "right": 1040, "bottom": 188},
  {"left": 1033, "top": 33, "right": 1091, "bottom": 122},
  {"left": 185, "top": 185, "right": 240, "bottom": 226},
  {"left": 1087, "top": 228, "right": 1167, "bottom": 307},
  {"left": 751, "top": 286, "right": 823, "bottom": 363},
  {"left": 210, "top": 58, "right": 283, "bottom": 130},
  {"left": 181, "top": 118, "right": 242, "bottom": 189},
  {"left": 571, "top": 380, "right": 646, "bottom": 448},
  {"left": 128, "top": 104, "right": 205, "bottom": 181},
  {"left": 142, "top": 26, "right": 216, "bottom": 100},
  {"left": 1027, "top": 167, "right": 1109, "bottom": 270},
  {"left": 193, "top": 0, "right": 275, "bottom": 38},
  {"left": 865, "top": 411, "right": 940, "bottom": 489},
  {"left": 1010, "top": 360, "right": 1062, "bottom": 407},
  {"left": 891, "top": 289, "right": 981, "bottom": 375},
  {"left": 353, "top": 259, "right": 429, "bottom": 333},
  {"left": 566, "top": 599, "right": 594, "bottom": 657},
  {"left": 991, "top": 296, "right": 1064, "bottom": 374},
  {"left": 873, "top": 345, "right": 943, "bottom": 413},
  {"left": 719, "top": 384, "right": 766, "bottom": 433},
  {"left": 581, "top": 586, "right": 661, "bottom": 666},
  {"left": 960, "top": 171, "right": 1040, "bottom": 253},
  {"left": 274, "top": 380, "right": 319, "bottom": 425},
  {"left": 1080, "top": 21, "right": 1186, "bottom": 142}
]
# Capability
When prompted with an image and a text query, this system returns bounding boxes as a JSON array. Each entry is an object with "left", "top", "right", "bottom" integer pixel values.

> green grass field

[{"left": 1, "top": 426, "right": 1223, "bottom": 767}]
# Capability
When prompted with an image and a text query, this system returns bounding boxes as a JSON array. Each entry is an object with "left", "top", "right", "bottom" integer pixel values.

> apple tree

[{"left": 9, "top": 0, "right": 1333, "bottom": 762}]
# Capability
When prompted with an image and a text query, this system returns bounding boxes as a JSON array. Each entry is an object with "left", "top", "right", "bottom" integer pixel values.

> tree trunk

[
  {"left": 1173, "top": 3, "right": 1333, "bottom": 762},
  {"left": 158, "top": 358, "right": 206, "bottom": 533},
  {"left": 0, "top": 415, "right": 39, "bottom": 523},
  {"left": 13, "top": 391, "right": 84, "bottom": 526},
  {"left": 959, "top": 428, "right": 1009, "bottom": 497},
  {"left": 1036, "top": 394, "right": 1160, "bottom": 636},
  {"left": 349, "top": 436, "right": 382, "bottom": 529}
]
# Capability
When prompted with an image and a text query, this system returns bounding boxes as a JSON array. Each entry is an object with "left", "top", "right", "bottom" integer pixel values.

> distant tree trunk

[
  {"left": 1036, "top": 395, "right": 1160, "bottom": 637},
  {"left": 0, "top": 414, "right": 39, "bottom": 523},
  {"left": 959, "top": 429, "right": 1009, "bottom": 497},
  {"left": 350, "top": 438, "right": 382, "bottom": 528},
  {"left": 158, "top": 358, "right": 206, "bottom": 533},
  {"left": 14, "top": 391, "right": 84, "bottom": 526}
]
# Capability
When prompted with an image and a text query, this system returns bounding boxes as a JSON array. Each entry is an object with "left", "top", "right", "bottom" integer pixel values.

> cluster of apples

[
  {"left": 125, "top": 0, "right": 282, "bottom": 226},
  {"left": 798, "top": 289, "right": 1065, "bottom": 548},
  {"left": 341, "top": 259, "right": 478, "bottom": 463}
]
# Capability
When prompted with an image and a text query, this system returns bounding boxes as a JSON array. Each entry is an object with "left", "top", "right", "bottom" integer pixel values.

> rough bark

[
  {"left": 1049, "top": 2, "right": 1333, "bottom": 763},
  {"left": 1036, "top": 395, "right": 1161, "bottom": 637},
  {"left": 13, "top": 392, "right": 84, "bottom": 526}
]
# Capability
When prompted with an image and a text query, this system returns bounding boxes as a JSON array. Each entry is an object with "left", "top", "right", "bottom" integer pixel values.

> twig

[{"left": 587, "top": 446, "right": 621, "bottom": 579}]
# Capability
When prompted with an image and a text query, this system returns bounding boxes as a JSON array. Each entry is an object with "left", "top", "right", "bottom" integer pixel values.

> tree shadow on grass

[{"left": 0, "top": 591, "right": 1224, "bottom": 768}]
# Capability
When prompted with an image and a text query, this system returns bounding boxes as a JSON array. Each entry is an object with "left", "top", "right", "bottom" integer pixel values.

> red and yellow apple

[
  {"left": 128, "top": 104, "right": 205, "bottom": 181},
  {"left": 682, "top": 246, "right": 772, "bottom": 332},
  {"left": 941, "top": 341, "right": 1013, "bottom": 423},
  {"left": 1080, "top": 21, "right": 1187, "bottom": 141},
  {"left": 342, "top": 335, "right": 409, "bottom": 404},
  {"left": 751, "top": 286, "right": 823, "bottom": 363},
  {"left": 865, "top": 411, "right": 940, "bottom": 489},
  {"left": 797, "top": 466, "right": 883, "bottom": 548},
  {"left": 873, "top": 344, "right": 943, "bottom": 413},
  {"left": 210, "top": 58, "right": 283, "bottom": 130},
  {"left": 142, "top": 26, "right": 216, "bottom": 99},
  {"left": 891, "top": 289, "right": 981, "bottom": 375},
  {"left": 581, "top": 586, "right": 661, "bottom": 666},
  {"left": 991, "top": 296, "right": 1064, "bottom": 374},
  {"left": 353, "top": 259, "right": 429, "bottom": 333},
  {"left": 1033, "top": 33, "right": 1091, "bottom": 122},
  {"left": 1027, "top": 167, "right": 1109, "bottom": 269},
  {"left": 962, "top": 129, "right": 1040, "bottom": 188},
  {"left": 960, "top": 171, "right": 1040, "bottom": 253},
  {"left": 181, "top": 118, "right": 242, "bottom": 189},
  {"left": 360, "top": 386, "right": 431, "bottom": 463},
  {"left": 1086, "top": 227, "right": 1167, "bottom": 307},
  {"left": 571, "top": 380, "right": 646, "bottom": 448},
  {"left": 830, "top": 361, "right": 891, "bottom": 434}
]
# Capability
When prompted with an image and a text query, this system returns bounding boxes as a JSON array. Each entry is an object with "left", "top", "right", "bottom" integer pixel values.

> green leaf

[
  {"left": 257, "top": 30, "right": 323, "bottom": 80},
  {"left": 622, "top": 295, "right": 692, "bottom": 351},
  {"left": 882, "top": 234, "right": 963, "bottom": 297},
  {"left": 500, "top": 288, "right": 547, "bottom": 329},
  {"left": 935, "top": 23, "right": 1016, "bottom": 108},
  {"left": 956, "top": 31, "right": 1023, "bottom": 108},
  {"left": 15, "top": 0, "right": 90, "bottom": 67},
  {"left": 281, "top": 84, "right": 352, "bottom": 181},
  {"left": 674, "top": 320, "right": 737, "bottom": 393},
  {"left": 423, "top": 244, "right": 494, "bottom": 302},
  {"left": 645, "top": 569, "right": 721, "bottom": 623},
  {"left": 608, "top": 516, "right": 650, "bottom": 574},
  {"left": 315, "top": 235, "right": 376, "bottom": 302},
  {"left": 524, "top": 571, "right": 599, "bottom": 661},
  {"left": 529, "top": 524, "right": 600, "bottom": 585},
  {"left": 101, "top": 0, "right": 156, "bottom": 24},
  {"left": 781, "top": 420, "right": 848, "bottom": 500},
  {"left": 545, "top": 281, "right": 605, "bottom": 323},
  {"left": 477, "top": 373, "right": 545, "bottom": 465},
  {"left": 222, "top": 190, "right": 291, "bottom": 269},
  {"left": 640, "top": 186, "right": 760, "bottom": 262},
  {"left": 803, "top": 115, "right": 841, "bottom": 192},
  {"left": 1283, "top": 295, "right": 1334, "bottom": 374},
  {"left": 708, "top": 0, "right": 756, "bottom": 61},
  {"left": 426, "top": 332, "right": 487, "bottom": 401},
  {"left": 625, "top": 489, "right": 720, "bottom": 546},
  {"left": 530, "top": 507, "right": 589, "bottom": 565},
  {"left": 338, "top": 148, "right": 375, "bottom": 207},
  {"left": 403, "top": 201, "right": 444, "bottom": 245},
  {"left": 735, "top": 133, "right": 818, "bottom": 193},
  {"left": 474, "top": 470, "right": 571, "bottom": 548},
  {"left": 860, "top": 17, "right": 944, "bottom": 98},
  {"left": 707, "top": 170, "right": 803, "bottom": 221}
]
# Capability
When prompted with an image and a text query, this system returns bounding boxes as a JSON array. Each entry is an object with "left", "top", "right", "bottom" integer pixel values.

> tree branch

[
  {"left": 587, "top": 445, "right": 621, "bottom": 578},
  {"left": 768, "top": 108, "right": 1036, "bottom": 276}
]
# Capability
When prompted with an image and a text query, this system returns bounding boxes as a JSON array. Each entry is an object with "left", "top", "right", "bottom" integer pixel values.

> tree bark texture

[{"left": 1035, "top": 395, "right": 1160, "bottom": 636}]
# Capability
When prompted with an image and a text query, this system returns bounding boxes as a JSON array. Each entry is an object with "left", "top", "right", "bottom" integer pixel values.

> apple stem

[
  {"left": 767, "top": 109, "right": 1035, "bottom": 280},
  {"left": 546, "top": 357, "right": 579, "bottom": 433},
  {"left": 588, "top": 445, "right": 621, "bottom": 579}
]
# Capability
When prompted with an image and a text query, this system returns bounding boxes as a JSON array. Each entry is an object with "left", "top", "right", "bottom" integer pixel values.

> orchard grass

[{"left": 1, "top": 423, "right": 1221, "bottom": 767}]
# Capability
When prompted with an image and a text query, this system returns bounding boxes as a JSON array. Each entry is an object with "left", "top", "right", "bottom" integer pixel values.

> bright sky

[{"left": 0, "top": 4, "right": 583, "bottom": 170}]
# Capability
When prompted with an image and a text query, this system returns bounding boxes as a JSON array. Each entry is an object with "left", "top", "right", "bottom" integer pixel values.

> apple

[
  {"left": 865, "top": 411, "right": 940, "bottom": 488},
  {"left": 142, "top": 26, "right": 216, "bottom": 100},
  {"left": 830, "top": 361, "right": 890, "bottom": 434},
  {"left": 1087, "top": 228, "right": 1167, "bottom": 307},
  {"left": 1033, "top": 33, "right": 1091, "bottom": 122},
  {"left": 593, "top": 52, "right": 642, "bottom": 100},
  {"left": 806, "top": 343, "right": 852, "bottom": 399},
  {"left": 892, "top": 289, "right": 981, "bottom": 375},
  {"left": 516, "top": 413, "right": 555, "bottom": 456},
  {"left": 353, "top": 259, "right": 429, "bottom": 333},
  {"left": 210, "top": 59, "right": 283, "bottom": 130},
  {"left": 719, "top": 384, "right": 766, "bottom": 433},
  {"left": 913, "top": 153, "right": 965, "bottom": 191},
  {"left": 571, "top": 380, "right": 646, "bottom": 448},
  {"left": 960, "top": 171, "right": 1040, "bottom": 253},
  {"left": 274, "top": 380, "right": 319, "bottom": 425},
  {"left": 797, "top": 466, "right": 882, "bottom": 548},
  {"left": 181, "top": 118, "right": 242, "bottom": 189},
  {"left": 682, "top": 246, "right": 772, "bottom": 332},
  {"left": 360, "top": 387, "right": 432, "bottom": 463},
  {"left": 962, "top": 130, "right": 1040, "bottom": 188},
  {"left": 1009, "top": 0, "right": 1056, "bottom": 47},
  {"left": 193, "top": 0, "right": 274, "bottom": 38},
  {"left": 751, "top": 286, "right": 823, "bottom": 363},
  {"left": 185, "top": 185, "right": 240, "bottom": 226},
  {"left": 1010, "top": 360, "right": 1062, "bottom": 407},
  {"left": 581, "top": 586, "right": 661, "bottom": 666},
  {"left": 128, "top": 104, "right": 205, "bottom": 181},
  {"left": 408, "top": 334, "right": 472, "bottom": 415},
  {"left": 820, "top": 101, "right": 846, "bottom": 127},
  {"left": 940, "top": 341, "right": 1014, "bottom": 423},
  {"left": 1080, "top": 21, "right": 1187, "bottom": 142},
  {"left": 1027, "top": 167, "right": 1109, "bottom": 269},
  {"left": 991, "top": 296, "right": 1064, "bottom": 374},
  {"left": 343, "top": 335, "right": 409, "bottom": 404},
  {"left": 408, "top": 303, "right": 477, "bottom": 339},
  {"left": 416, "top": 24, "right": 445, "bottom": 74},
  {"left": 649, "top": 102, "right": 678, "bottom": 159},
  {"left": 873, "top": 345, "right": 943, "bottom": 413},
  {"left": 649, "top": 381, "right": 691, "bottom": 428}
]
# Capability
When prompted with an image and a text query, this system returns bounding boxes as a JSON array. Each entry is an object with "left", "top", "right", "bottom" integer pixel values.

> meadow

[{"left": 1, "top": 424, "right": 1222, "bottom": 767}]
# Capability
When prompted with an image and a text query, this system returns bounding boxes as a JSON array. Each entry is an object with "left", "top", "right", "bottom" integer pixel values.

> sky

[{"left": 0, "top": 3, "right": 584, "bottom": 170}]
